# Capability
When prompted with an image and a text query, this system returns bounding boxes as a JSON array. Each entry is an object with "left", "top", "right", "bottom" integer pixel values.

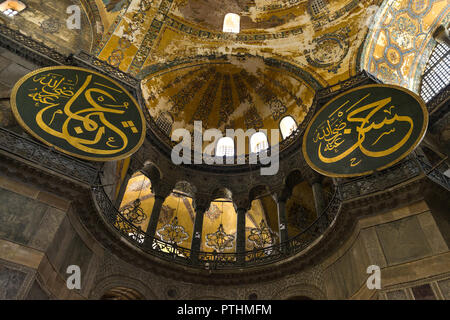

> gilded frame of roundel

[
  {"left": 10, "top": 66, "right": 146, "bottom": 162},
  {"left": 302, "top": 84, "right": 429, "bottom": 178}
]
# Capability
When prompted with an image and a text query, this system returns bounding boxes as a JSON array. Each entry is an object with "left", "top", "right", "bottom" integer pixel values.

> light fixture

[
  {"left": 0, "top": 1, "right": 26, "bottom": 17},
  {"left": 121, "top": 198, "right": 147, "bottom": 225},
  {"left": 156, "top": 196, "right": 189, "bottom": 245},
  {"left": 248, "top": 219, "right": 276, "bottom": 249},
  {"left": 120, "top": 175, "right": 147, "bottom": 225},
  {"left": 206, "top": 202, "right": 235, "bottom": 252}
]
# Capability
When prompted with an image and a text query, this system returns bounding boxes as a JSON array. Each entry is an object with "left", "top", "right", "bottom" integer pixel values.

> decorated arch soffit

[
  {"left": 361, "top": 0, "right": 450, "bottom": 92},
  {"left": 92, "top": 0, "right": 381, "bottom": 86}
]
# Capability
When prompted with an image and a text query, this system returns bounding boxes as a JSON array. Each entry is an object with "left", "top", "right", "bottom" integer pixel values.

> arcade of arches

[{"left": 0, "top": 0, "right": 449, "bottom": 300}]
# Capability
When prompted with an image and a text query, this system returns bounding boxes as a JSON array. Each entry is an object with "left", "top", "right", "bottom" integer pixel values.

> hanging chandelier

[
  {"left": 156, "top": 196, "right": 189, "bottom": 245},
  {"left": 120, "top": 198, "right": 147, "bottom": 225},
  {"left": 206, "top": 224, "right": 235, "bottom": 252},
  {"left": 157, "top": 216, "right": 189, "bottom": 245},
  {"left": 248, "top": 219, "right": 276, "bottom": 249},
  {"left": 120, "top": 175, "right": 147, "bottom": 225},
  {"left": 206, "top": 201, "right": 235, "bottom": 252}
]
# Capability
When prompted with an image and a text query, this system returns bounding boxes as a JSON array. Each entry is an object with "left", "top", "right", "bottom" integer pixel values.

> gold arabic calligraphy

[
  {"left": 312, "top": 94, "right": 414, "bottom": 166},
  {"left": 27, "top": 71, "right": 136, "bottom": 155}
]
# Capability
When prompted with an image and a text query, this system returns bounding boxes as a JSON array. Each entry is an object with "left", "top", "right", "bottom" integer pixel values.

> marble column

[
  {"left": 191, "top": 197, "right": 210, "bottom": 262},
  {"left": 312, "top": 182, "right": 326, "bottom": 216},
  {"left": 236, "top": 207, "right": 247, "bottom": 262},
  {"left": 276, "top": 197, "right": 289, "bottom": 243},
  {"left": 114, "top": 169, "right": 133, "bottom": 209},
  {"left": 145, "top": 184, "right": 172, "bottom": 248},
  {"left": 191, "top": 210, "right": 205, "bottom": 253},
  {"left": 146, "top": 194, "right": 166, "bottom": 239}
]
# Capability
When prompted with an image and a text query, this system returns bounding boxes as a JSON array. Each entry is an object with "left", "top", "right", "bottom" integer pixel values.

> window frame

[
  {"left": 419, "top": 42, "right": 449, "bottom": 103},
  {"left": 250, "top": 132, "right": 270, "bottom": 154},
  {"left": 223, "top": 13, "right": 240, "bottom": 34},
  {"left": 279, "top": 116, "right": 298, "bottom": 139},
  {"left": 216, "top": 136, "right": 235, "bottom": 157}
]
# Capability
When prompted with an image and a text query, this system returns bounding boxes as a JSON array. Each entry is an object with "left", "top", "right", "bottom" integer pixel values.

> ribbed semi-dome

[{"left": 141, "top": 54, "right": 319, "bottom": 151}]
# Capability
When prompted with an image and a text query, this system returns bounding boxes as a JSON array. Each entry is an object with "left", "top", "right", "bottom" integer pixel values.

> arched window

[
  {"left": 250, "top": 132, "right": 269, "bottom": 153},
  {"left": 420, "top": 42, "right": 449, "bottom": 103},
  {"left": 155, "top": 111, "right": 173, "bottom": 136},
  {"left": 223, "top": 13, "right": 240, "bottom": 34},
  {"left": 279, "top": 116, "right": 298, "bottom": 139},
  {"left": 0, "top": 1, "right": 26, "bottom": 17},
  {"left": 216, "top": 137, "right": 235, "bottom": 157},
  {"left": 309, "top": 0, "right": 327, "bottom": 16}
]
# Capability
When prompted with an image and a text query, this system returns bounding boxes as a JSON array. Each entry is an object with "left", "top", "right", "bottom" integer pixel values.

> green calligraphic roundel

[
  {"left": 11, "top": 66, "right": 146, "bottom": 161},
  {"left": 302, "top": 84, "right": 428, "bottom": 177}
]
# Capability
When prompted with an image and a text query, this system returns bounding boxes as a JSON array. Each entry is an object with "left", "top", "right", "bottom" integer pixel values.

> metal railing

[
  {"left": 93, "top": 153, "right": 450, "bottom": 270},
  {"left": 339, "top": 156, "right": 423, "bottom": 200},
  {"left": 416, "top": 157, "right": 450, "bottom": 191},
  {"left": 92, "top": 178, "right": 341, "bottom": 269},
  {"left": 339, "top": 155, "right": 450, "bottom": 200}
]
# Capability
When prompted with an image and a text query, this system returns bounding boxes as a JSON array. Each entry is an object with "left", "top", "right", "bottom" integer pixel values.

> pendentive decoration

[
  {"left": 302, "top": 84, "right": 428, "bottom": 177},
  {"left": 248, "top": 219, "right": 276, "bottom": 249},
  {"left": 156, "top": 196, "right": 189, "bottom": 245},
  {"left": 206, "top": 202, "right": 235, "bottom": 252},
  {"left": 10, "top": 66, "right": 146, "bottom": 161},
  {"left": 120, "top": 175, "right": 147, "bottom": 225}
]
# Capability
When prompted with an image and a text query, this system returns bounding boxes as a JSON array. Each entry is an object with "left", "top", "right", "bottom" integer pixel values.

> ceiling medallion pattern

[{"left": 305, "top": 29, "right": 350, "bottom": 74}]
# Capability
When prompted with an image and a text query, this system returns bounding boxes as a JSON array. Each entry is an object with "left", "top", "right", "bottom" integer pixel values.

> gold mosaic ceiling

[
  {"left": 9, "top": 0, "right": 447, "bottom": 137},
  {"left": 361, "top": 0, "right": 450, "bottom": 92},
  {"left": 141, "top": 55, "right": 316, "bottom": 135},
  {"left": 90, "top": 0, "right": 381, "bottom": 135}
]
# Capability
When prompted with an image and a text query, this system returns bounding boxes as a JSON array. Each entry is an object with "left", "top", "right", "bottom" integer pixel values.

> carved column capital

[
  {"left": 305, "top": 170, "right": 324, "bottom": 185},
  {"left": 233, "top": 197, "right": 251, "bottom": 212},
  {"left": 272, "top": 188, "right": 291, "bottom": 203},
  {"left": 151, "top": 182, "right": 173, "bottom": 200},
  {"left": 193, "top": 194, "right": 212, "bottom": 213}
]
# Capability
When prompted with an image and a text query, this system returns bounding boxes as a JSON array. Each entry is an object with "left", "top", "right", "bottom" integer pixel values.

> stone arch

[
  {"left": 360, "top": 0, "right": 450, "bottom": 92},
  {"left": 141, "top": 161, "right": 163, "bottom": 185},
  {"left": 79, "top": 0, "right": 106, "bottom": 53},
  {"left": 284, "top": 169, "right": 304, "bottom": 192},
  {"left": 90, "top": 275, "right": 158, "bottom": 300},
  {"left": 249, "top": 185, "right": 270, "bottom": 202},
  {"left": 272, "top": 283, "right": 326, "bottom": 300},
  {"left": 174, "top": 180, "right": 197, "bottom": 197},
  {"left": 212, "top": 187, "right": 233, "bottom": 201}
]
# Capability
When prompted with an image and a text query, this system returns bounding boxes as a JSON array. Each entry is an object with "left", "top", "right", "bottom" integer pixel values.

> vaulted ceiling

[
  {"left": 91, "top": 0, "right": 382, "bottom": 137},
  {"left": 3, "top": 0, "right": 447, "bottom": 139}
]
